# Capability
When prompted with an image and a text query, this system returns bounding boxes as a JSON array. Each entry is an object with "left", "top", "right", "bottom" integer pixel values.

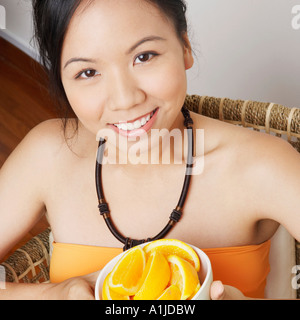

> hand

[
  {"left": 45, "top": 270, "right": 101, "bottom": 300},
  {"left": 46, "top": 277, "right": 95, "bottom": 300},
  {"left": 0, "top": 271, "right": 101, "bottom": 300},
  {"left": 210, "top": 281, "right": 248, "bottom": 300}
]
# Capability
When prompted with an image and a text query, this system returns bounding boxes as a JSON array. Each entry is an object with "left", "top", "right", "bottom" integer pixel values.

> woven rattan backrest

[{"left": 185, "top": 95, "right": 300, "bottom": 152}]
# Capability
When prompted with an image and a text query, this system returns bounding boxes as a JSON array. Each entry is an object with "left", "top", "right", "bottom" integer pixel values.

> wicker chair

[{"left": 1, "top": 95, "right": 300, "bottom": 298}]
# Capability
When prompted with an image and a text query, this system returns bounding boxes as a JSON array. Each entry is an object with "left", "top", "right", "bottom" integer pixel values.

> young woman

[{"left": 1, "top": 0, "right": 300, "bottom": 300}]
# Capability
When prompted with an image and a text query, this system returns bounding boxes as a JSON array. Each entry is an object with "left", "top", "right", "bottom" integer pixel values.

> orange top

[{"left": 49, "top": 240, "right": 271, "bottom": 298}]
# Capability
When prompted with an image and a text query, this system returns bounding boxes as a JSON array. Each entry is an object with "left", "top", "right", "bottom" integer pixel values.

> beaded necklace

[{"left": 95, "top": 106, "right": 194, "bottom": 251}]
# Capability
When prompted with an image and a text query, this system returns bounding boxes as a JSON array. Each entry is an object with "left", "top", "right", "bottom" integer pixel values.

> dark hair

[
  {"left": 146, "top": 0, "right": 189, "bottom": 47},
  {"left": 32, "top": 0, "right": 189, "bottom": 135},
  {"left": 32, "top": 0, "right": 81, "bottom": 134}
]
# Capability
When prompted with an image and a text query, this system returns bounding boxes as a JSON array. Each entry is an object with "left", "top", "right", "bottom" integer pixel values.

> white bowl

[{"left": 95, "top": 242, "right": 213, "bottom": 300}]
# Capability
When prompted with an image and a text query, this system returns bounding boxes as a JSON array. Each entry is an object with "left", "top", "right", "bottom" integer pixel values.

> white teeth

[
  {"left": 114, "top": 112, "right": 154, "bottom": 131},
  {"left": 120, "top": 123, "right": 128, "bottom": 131},
  {"left": 134, "top": 120, "right": 141, "bottom": 129}
]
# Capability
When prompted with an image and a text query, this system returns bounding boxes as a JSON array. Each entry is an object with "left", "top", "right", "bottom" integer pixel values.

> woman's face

[{"left": 61, "top": 0, "right": 193, "bottom": 144}]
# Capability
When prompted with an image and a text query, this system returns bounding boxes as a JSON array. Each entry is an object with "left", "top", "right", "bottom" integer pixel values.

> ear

[{"left": 182, "top": 33, "right": 194, "bottom": 70}]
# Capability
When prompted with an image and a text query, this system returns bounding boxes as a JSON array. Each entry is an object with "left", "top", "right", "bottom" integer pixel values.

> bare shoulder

[
  {"left": 23, "top": 119, "right": 65, "bottom": 149},
  {"left": 233, "top": 124, "right": 300, "bottom": 180},
  {"left": 193, "top": 111, "right": 300, "bottom": 212},
  {"left": 18, "top": 119, "right": 81, "bottom": 159},
  {"left": 193, "top": 112, "right": 299, "bottom": 168},
  {"left": 0, "top": 119, "right": 70, "bottom": 257},
  {"left": 2, "top": 119, "right": 71, "bottom": 178},
  {"left": 17, "top": 118, "right": 97, "bottom": 179},
  {"left": 222, "top": 119, "right": 300, "bottom": 228},
  {"left": 242, "top": 129, "right": 300, "bottom": 239},
  {"left": 209, "top": 114, "right": 300, "bottom": 187}
]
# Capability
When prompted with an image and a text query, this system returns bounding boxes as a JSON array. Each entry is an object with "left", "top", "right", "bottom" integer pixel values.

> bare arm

[
  {"left": 0, "top": 268, "right": 99, "bottom": 300},
  {"left": 0, "top": 123, "right": 49, "bottom": 261},
  {"left": 0, "top": 120, "right": 93, "bottom": 300},
  {"left": 0, "top": 279, "right": 95, "bottom": 300},
  {"left": 255, "top": 138, "right": 300, "bottom": 243},
  {"left": 0, "top": 121, "right": 100, "bottom": 300},
  {"left": 210, "top": 135, "right": 300, "bottom": 300}
]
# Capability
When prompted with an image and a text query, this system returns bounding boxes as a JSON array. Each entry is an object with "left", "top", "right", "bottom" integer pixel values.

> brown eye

[
  {"left": 76, "top": 69, "right": 100, "bottom": 79},
  {"left": 83, "top": 69, "right": 97, "bottom": 78},
  {"left": 137, "top": 54, "right": 150, "bottom": 62},
  {"left": 134, "top": 52, "right": 157, "bottom": 65}
]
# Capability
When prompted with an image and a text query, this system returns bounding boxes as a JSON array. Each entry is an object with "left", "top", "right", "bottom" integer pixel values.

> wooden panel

[{"left": 0, "top": 37, "right": 49, "bottom": 87}]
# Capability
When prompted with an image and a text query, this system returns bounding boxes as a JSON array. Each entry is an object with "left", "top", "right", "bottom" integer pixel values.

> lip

[{"left": 108, "top": 108, "right": 159, "bottom": 138}]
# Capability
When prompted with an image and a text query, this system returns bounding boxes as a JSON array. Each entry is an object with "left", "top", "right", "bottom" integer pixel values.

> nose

[{"left": 107, "top": 69, "right": 146, "bottom": 111}]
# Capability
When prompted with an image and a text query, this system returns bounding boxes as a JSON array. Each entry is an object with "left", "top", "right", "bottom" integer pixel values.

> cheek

[
  {"left": 63, "top": 83, "right": 105, "bottom": 122},
  {"left": 141, "top": 63, "right": 187, "bottom": 103}
]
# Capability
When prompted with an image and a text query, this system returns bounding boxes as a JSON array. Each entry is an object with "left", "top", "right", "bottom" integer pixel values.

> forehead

[{"left": 62, "top": 0, "right": 175, "bottom": 56}]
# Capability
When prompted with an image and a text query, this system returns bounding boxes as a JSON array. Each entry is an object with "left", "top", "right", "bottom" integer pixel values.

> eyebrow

[
  {"left": 126, "top": 35, "right": 166, "bottom": 54},
  {"left": 63, "top": 35, "right": 166, "bottom": 70},
  {"left": 63, "top": 58, "right": 97, "bottom": 70}
]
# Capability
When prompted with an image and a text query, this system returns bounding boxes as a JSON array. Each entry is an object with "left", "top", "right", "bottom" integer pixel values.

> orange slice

[
  {"left": 187, "top": 283, "right": 201, "bottom": 300},
  {"left": 143, "top": 239, "right": 200, "bottom": 272},
  {"left": 134, "top": 251, "right": 170, "bottom": 300},
  {"left": 108, "top": 246, "right": 146, "bottom": 296},
  {"left": 102, "top": 273, "right": 130, "bottom": 300},
  {"left": 157, "top": 285, "right": 181, "bottom": 300},
  {"left": 167, "top": 255, "right": 200, "bottom": 300}
]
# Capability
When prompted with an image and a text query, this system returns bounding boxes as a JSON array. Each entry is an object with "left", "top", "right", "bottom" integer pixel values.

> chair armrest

[{"left": 0, "top": 228, "right": 51, "bottom": 284}]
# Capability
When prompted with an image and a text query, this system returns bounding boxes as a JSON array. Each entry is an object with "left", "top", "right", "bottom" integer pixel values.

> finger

[
  {"left": 210, "top": 281, "right": 225, "bottom": 300},
  {"left": 83, "top": 291, "right": 95, "bottom": 300},
  {"left": 82, "top": 270, "right": 101, "bottom": 288}
]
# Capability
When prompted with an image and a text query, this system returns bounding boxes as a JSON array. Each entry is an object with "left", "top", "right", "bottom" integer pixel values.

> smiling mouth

[{"left": 111, "top": 108, "right": 158, "bottom": 132}]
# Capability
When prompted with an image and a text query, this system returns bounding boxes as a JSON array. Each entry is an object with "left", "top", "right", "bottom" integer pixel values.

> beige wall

[
  {"left": 186, "top": 0, "right": 300, "bottom": 107},
  {"left": 0, "top": 0, "right": 35, "bottom": 57}
]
